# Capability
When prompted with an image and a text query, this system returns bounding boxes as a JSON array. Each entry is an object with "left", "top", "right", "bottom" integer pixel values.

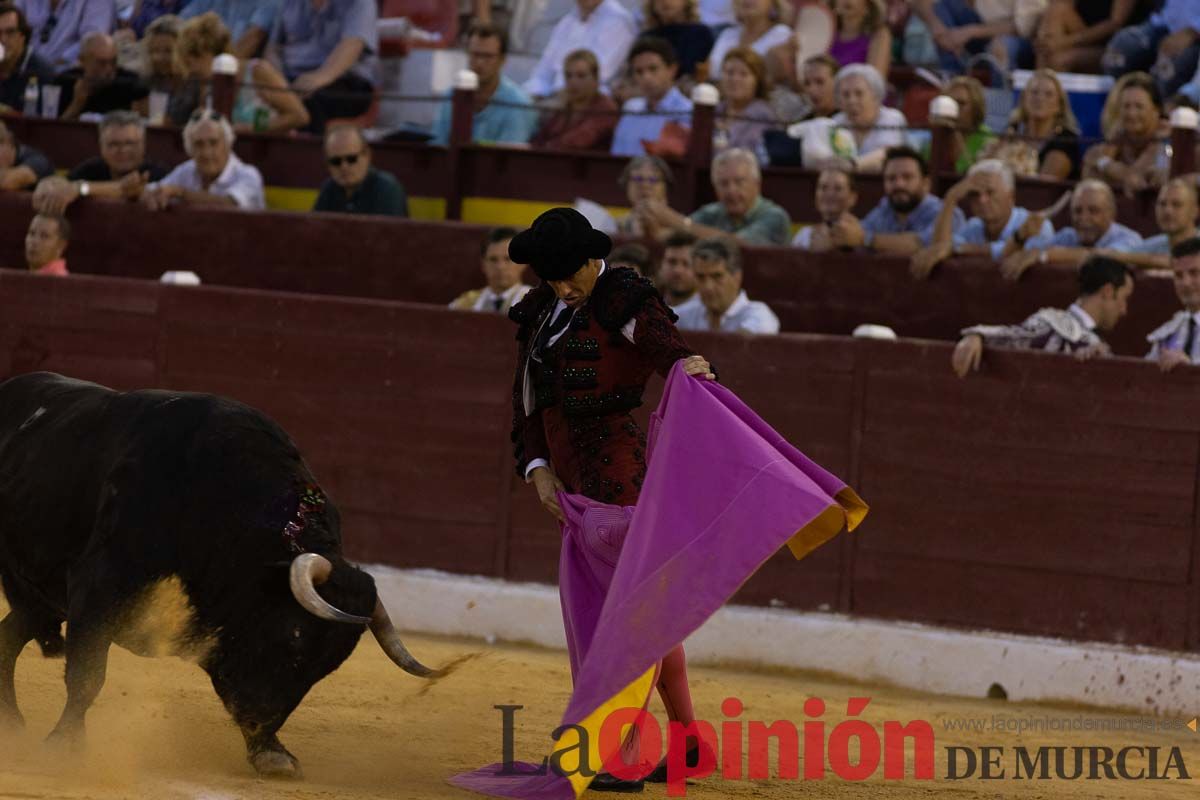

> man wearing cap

[{"left": 507, "top": 207, "right": 714, "bottom": 791}]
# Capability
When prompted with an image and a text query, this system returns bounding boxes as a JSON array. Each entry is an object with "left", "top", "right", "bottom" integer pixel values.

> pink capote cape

[{"left": 450, "top": 362, "right": 867, "bottom": 798}]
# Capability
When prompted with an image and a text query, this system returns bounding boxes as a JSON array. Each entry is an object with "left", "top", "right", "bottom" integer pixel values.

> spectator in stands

[
  {"left": 23, "top": 212, "right": 69, "bottom": 276},
  {"left": 616, "top": 154, "right": 674, "bottom": 238},
  {"left": 951, "top": 256, "right": 1134, "bottom": 378},
  {"left": 1035, "top": 0, "right": 1147, "bottom": 74},
  {"left": 999, "top": 179, "right": 1143, "bottom": 280},
  {"left": 141, "top": 13, "right": 182, "bottom": 97},
  {"left": 911, "top": 158, "right": 1051, "bottom": 279},
  {"left": 929, "top": 76, "right": 993, "bottom": 175},
  {"left": 32, "top": 110, "right": 168, "bottom": 214},
  {"left": 827, "top": 0, "right": 890, "bottom": 78},
  {"left": 909, "top": 0, "right": 1026, "bottom": 73},
  {"left": 830, "top": 64, "right": 907, "bottom": 172},
  {"left": 0, "top": 120, "right": 52, "bottom": 191},
  {"left": 530, "top": 49, "right": 619, "bottom": 151},
  {"left": 984, "top": 68, "right": 1080, "bottom": 180},
  {"left": 1146, "top": 237, "right": 1200, "bottom": 371},
  {"left": 266, "top": 0, "right": 378, "bottom": 134},
  {"left": 449, "top": 226, "right": 531, "bottom": 314},
  {"left": 611, "top": 36, "right": 692, "bottom": 157},
  {"left": 314, "top": 123, "right": 407, "bottom": 217},
  {"left": 792, "top": 167, "right": 857, "bottom": 251},
  {"left": 182, "top": 0, "right": 280, "bottom": 60},
  {"left": 608, "top": 241, "right": 652, "bottom": 275},
  {"left": 769, "top": 52, "right": 839, "bottom": 123},
  {"left": 1103, "top": 0, "right": 1200, "bottom": 98},
  {"left": 714, "top": 47, "right": 776, "bottom": 158},
  {"left": 523, "top": 0, "right": 637, "bottom": 99},
  {"left": 643, "top": 0, "right": 714, "bottom": 79},
  {"left": 1121, "top": 179, "right": 1199, "bottom": 271},
  {"left": 55, "top": 32, "right": 148, "bottom": 120},
  {"left": 16, "top": 0, "right": 115, "bottom": 70},
  {"left": 0, "top": 2, "right": 54, "bottom": 113},
  {"left": 1083, "top": 72, "right": 1169, "bottom": 197},
  {"left": 706, "top": 0, "right": 790, "bottom": 81},
  {"left": 173, "top": 12, "right": 310, "bottom": 133},
  {"left": 675, "top": 236, "right": 780, "bottom": 333},
  {"left": 824, "top": 146, "right": 964, "bottom": 256},
  {"left": 640, "top": 148, "right": 791, "bottom": 244},
  {"left": 127, "top": 0, "right": 188, "bottom": 38},
  {"left": 656, "top": 228, "right": 699, "bottom": 311},
  {"left": 431, "top": 22, "right": 537, "bottom": 146},
  {"left": 143, "top": 109, "right": 265, "bottom": 210}
]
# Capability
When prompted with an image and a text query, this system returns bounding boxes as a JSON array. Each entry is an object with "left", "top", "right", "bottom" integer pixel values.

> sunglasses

[
  {"left": 39, "top": 12, "right": 56, "bottom": 44},
  {"left": 327, "top": 152, "right": 362, "bottom": 167}
]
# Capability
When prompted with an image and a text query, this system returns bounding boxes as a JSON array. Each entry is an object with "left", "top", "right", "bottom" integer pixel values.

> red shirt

[{"left": 33, "top": 259, "right": 69, "bottom": 276}]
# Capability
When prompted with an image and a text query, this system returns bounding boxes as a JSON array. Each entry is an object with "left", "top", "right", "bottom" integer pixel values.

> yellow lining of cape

[
  {"left": 785, "top": 487, "right": 869, "bottom": 561},
  {"left": 557, "top": 666, "right": 657, "bottom": 797}
]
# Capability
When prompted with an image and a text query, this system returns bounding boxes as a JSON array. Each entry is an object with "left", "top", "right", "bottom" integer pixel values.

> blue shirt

[
  {"left": 954, "top": 207, "right": 1053, "bottom": 261},
  {"left": 862, "top": 194, "right": 963, "bottom": 247},
  {"left": 1151, "top": 0, "right": 1200, "bottom": 33},
  {"left": 1131, "top": 233, "right": 1173, "bottom": 255},
  {"left": 182, "top": 0, "right": 280, "bottom": 42},
  {"left": 610, "top": 87, "right": 693, "bottom": 157},
  {"left": 270, "top": 0, "right": 378, "bottom": 86},
  {"left": 1026, "top": 221, "right": 1143, "bottom": 252},
  {"left": 431, "top": 76, "right": 539, "bottom": 146},
  {"left": 16, "top": 0, "right": 115, "bottom": 68}
]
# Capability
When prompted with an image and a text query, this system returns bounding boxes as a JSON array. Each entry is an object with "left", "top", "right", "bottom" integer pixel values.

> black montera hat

[{"left": 508, "top": 207, "right": 612, "bottom": 281}]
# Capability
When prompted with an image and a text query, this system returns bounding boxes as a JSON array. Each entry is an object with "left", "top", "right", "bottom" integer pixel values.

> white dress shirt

[
  {"left": 155, "top": 152, "right": 265, "bottom": 210},
  {"left": 675, "top": 290, "right": 780, "bottom": 335},
  {"left": 521, "top": 0, "right": 638, "bottom": 97}
]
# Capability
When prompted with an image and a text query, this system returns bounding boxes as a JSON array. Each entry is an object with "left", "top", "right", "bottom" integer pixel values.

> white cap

[
  {"left": 691, "top": 83, "right": 719, "bottom": 106},
  {"left": 929, "top": 95, "right": 959, "bottom": 119},
  {"left": 455, "top": 69, "right": 479, "bottom": 91},
  {"left": 160, "top": 271, "right": 202, "bottom": 286},
  {"left": 1170, "top": 106, "right": 1199, "bottom": 130},
  {"left": 211, "top": 53, "right": 238, "bottom": 76},
  {"left": 852, "top": 324, "right": 898, "bottom": 341}
]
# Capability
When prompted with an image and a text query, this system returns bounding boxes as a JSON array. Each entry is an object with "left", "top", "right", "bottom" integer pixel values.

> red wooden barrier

[{"left": 3, "top": 269, "right": 1199, "bottom": 651}]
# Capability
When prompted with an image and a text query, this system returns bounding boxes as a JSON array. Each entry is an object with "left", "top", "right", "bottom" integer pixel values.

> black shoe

[
  {"left": 643, "top": 745, "right": 702, "bottom": 783},
  {"left": 588, "top": 772, "right": 644, "bottom": 793}
]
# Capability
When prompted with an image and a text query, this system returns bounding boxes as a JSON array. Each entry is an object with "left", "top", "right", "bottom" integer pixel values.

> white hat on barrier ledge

[
  {"left": 852, "top": 324, "right": 898, "bottom": 340},
  {"left": 160, "top": 271, "right": 202, "bottom": 286}
]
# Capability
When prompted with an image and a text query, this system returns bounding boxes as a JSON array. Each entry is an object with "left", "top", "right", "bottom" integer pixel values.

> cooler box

[{"left": 1012, "top": 70, "right": 1112, "bottom": 140}]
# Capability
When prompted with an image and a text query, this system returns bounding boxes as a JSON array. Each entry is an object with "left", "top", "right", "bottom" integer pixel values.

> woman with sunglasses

[{"left": 169, "top": 11, "right": 309, "bottom": 134}]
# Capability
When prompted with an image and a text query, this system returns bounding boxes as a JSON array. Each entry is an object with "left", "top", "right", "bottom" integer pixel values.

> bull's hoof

[
  {"left": 44, "top": 725, "right": 85, "bottom": 753},
  {"left": 0, "top": 709, "right": 24, "bottom": 732},
  {"left": 250, "top": 749, "right": 303, "bottom": 780}
]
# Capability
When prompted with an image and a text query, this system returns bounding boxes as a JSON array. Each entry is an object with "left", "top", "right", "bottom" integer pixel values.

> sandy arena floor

[{"left": 0, "top": 624, "right": 1197, "bottom": 800}]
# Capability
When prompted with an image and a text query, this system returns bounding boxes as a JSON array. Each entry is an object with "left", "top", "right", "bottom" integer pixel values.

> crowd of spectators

[{"left": 5, "top": 0, "right": 1200, "bottom": 373}]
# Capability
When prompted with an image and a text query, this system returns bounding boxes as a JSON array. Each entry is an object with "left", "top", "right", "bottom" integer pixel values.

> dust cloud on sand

[{"left": 0, "top": 589, "right": 1196, "bottom": 799}]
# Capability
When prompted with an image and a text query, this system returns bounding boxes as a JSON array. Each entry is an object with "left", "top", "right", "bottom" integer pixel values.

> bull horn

[
  {"left": 288, "top": 553, "right": 371, "bottom": 625},
  {"left": 369, "top": 599, "right": 440, "bottom": 678}
]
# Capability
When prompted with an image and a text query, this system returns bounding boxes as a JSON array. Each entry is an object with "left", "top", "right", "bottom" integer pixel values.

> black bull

[{"left": 0, "top": 372, "right": 443, "bottom": 777}]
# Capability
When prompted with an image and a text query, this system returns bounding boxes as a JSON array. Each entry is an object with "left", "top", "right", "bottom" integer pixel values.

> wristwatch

[{"left": 78, "top": 180, "right": 90, "bottom": 197}]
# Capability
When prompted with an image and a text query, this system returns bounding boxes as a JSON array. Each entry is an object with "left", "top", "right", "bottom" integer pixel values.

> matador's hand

[
  {"left": 682, "top": 355, "right": 716, "bottom": 380},
  {"left": 530, "top": 467, "right": 566, "bottom": 523}
]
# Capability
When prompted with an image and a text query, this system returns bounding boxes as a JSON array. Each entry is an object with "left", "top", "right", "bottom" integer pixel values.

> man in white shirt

[
  {"left": 1146, "top": 237, "right": 1200, "bottom": 372},
  {"left": 951, "top": 256, "right": 1135, "bottom": 377},
  {"left": 142, "top": 110, "right": 265, "bottom": 210},
  {"left": 675, "top": 237, "right": 780, "bottom": 334},
  {"left": 522, "top": 0, "right": 636, "bottom": 98},
  {"left": 449, "top": 226, "right": 532, "bottom": 313}
]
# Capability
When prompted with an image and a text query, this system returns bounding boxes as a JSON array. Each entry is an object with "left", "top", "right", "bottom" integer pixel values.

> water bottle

[{"left": 23, "top": 76, "right": 38, "bottom": 117}]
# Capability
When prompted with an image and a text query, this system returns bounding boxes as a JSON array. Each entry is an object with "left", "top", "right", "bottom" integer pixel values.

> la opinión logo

[{"left": 495, "top": 696, "right": 936, "bottom": 794}]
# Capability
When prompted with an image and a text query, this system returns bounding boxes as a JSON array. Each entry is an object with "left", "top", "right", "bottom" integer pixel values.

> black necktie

[
  {"left": 537, "top": 306, "right": 572, "bottom": 353},
  {"left": 492, "top": 295, "right": 504, "bottom": 312},
  {"left": 1184, "top": 317, "right": 1197, "bottom": 359}
]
